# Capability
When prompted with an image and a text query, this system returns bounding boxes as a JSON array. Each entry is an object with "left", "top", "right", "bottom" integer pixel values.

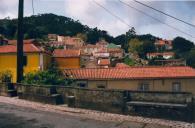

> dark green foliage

[
  {"left": 139, "top": 41, "right": 156, "bottom": 59},
  {"left": 0, "top": 13, "right": 115, "bottom": 44},
  {"left": 172, "top": 37, "right": 195, "bottom": 67},
  {"left": 186, "top": 48, "right": 195, "bottom": 68},
  {"left": 0, "top": 70, "right": 13, "bottom": 83},
  {"left": 124, "top": 56, "right": 135, "bottom": 66},
  {"left": 22, "top": 63, "right": 74, "bottom": 86},
  {"left": 173, "top": 37, "right": 194, "bottom": 53}
]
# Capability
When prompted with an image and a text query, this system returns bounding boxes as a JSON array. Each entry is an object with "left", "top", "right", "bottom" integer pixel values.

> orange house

[{"left": 53, "top": 49, "right": 80, "bottom": 69}]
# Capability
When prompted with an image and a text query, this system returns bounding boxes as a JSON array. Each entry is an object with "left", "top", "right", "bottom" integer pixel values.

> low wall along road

[{"left": 0, "top": 83, "right": 194, "bottom": 122}]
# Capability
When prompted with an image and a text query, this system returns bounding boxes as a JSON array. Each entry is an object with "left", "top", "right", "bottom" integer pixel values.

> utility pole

[{"left": 17, "top": 0, "right": 24, "bottom": 83}]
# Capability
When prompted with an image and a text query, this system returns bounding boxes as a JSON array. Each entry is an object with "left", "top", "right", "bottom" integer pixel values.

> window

[
  {"left": 23, "top": 55, "right": 27, "bottom": 66},
  {"left": 96, "top": 81, "right": 107, "bottom": 89},
  {"left": 138, "top": 83, "right": 149, "bottom": 91},
  {"left": 97, "top": 84, "right": 106, "bottom": 89},
  {"left": 77, "top": 83, "right": 87, "bottom": 88},
  {"left": 172, "top": 82, "right": 181, "bottom": 92}
]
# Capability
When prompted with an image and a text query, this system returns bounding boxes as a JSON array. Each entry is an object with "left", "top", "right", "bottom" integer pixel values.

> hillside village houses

[
  {"left": 146, "top": 39, "right": 186, "bottom": 66},
  {"left": 1, "top": 34, "right": 195, "bottom": 97},
  {"left": 48, "top": 34, "right": 124, "bottom": 68},
  {"left": 146, "top": 52, "right": 175, "bottom": 59},
  {"left": 154, "top": 39, "right": 173, "bottom": 51},
  {"left": 146, "top": 39, "right": 175, "bottom": 60}
]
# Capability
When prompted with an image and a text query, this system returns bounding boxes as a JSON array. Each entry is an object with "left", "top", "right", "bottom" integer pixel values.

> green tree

[
  {"left": 76, "top": 33, "right": 87, "bottom": 42},
  {"left": 186, "top": 48, "right": 195, "bottom": 68},
  {"left": 140, "top": 41, "right": 156, "bottom": 59},
  {"left": 128, "top": 38, "right": 143, "bottom": 53},
  {"left": 173, "top": 37, "right": 194, "bottom": 53},
  {"left": 124, "top": 56, "right": 135, "bottom": 66}
]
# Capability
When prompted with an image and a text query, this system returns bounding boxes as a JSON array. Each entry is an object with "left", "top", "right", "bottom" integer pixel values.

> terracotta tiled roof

[
  {"left": 53, "top": 49, "right": 80, "bottom": 57},
  {"left": 98, "top": 59, "right": 110, "bottom": 66},
  {"left": 155, "top": 40, "right": 172, "bottom": 46},
  {"left": 0, "top": 43, "right": 45, "bottom": 53},
  {"left": 115, "top": 63, "right": 130, "bottom": 68},
  {"left": 108, "top": 48, "right": 123, "bottom": 53},
  {"left": 82, "top": 44, "right": 99, "bottom": 48},
  {"left": 8, "top": 39, "right": 36, "bottom": 45},
  {"left": 63, "top": 66, "right": 195, "bottom": 80}
]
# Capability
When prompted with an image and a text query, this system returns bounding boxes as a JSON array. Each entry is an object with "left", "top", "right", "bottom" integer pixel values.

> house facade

[
  {"left": 0, "top": 41, "right": 51, "bottom": 82},
  {"left": 147, "top": 52, "right": 175, "bottom": 59},
  {"left": 53, "top": 49, "right": 80, "bottom": 69},
  {"left": 63, "top": 66, "right": 195, "bottom": 95},
  {"left": 154, "top": 39, "right": 173, "bottom": 51}
]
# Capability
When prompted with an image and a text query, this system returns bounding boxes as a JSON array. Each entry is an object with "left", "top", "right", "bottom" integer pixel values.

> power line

[
  {"left": 32, "top": 0, "right": 34, "bottom": 15},
  {"left": 134, "top": 0, "right": 195, "bottom": 28},
  {"left": 93, "top": 0, "right": 134, "bottom": 29},
  {"left": 119, "top": 0, "right": 195, "bottom": 38}
]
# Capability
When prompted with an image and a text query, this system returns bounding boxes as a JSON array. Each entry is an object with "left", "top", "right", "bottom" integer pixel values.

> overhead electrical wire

[
  {"left": 93, "top": 0, "right": 134, "bottom": 29},
  {"left": 118, "top": 0, "right": 195, "bottom": 38},
  {"left": 134, "top": 0, "right": 195, "bottom": 28}
]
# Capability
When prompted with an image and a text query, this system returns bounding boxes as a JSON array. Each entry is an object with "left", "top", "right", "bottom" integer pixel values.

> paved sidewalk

[{"left": 0, "top": 96, "right": 192, "bottom": 128}]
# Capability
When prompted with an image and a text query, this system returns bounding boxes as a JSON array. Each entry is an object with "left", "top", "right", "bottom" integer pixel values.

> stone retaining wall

[
  {"left": 125, "top": 91, "right": 193, "bottom": 122},
  {"left": 56, "top": 86, "right": 125, "bottom": 114},
  {"left": 17, "top": 84, "right": 63, "bottom": 105},
  {"left": 16, "top": 84, "right": 195, "bottom": 122},
  {"left": 126, "top": 91, "right": 193, "bottom": 103},
  {"left": 0, "top": 83, "right": 17, "bottom": 97}
]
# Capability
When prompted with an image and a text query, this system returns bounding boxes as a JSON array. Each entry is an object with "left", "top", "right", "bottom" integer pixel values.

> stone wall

[
  {"left": 0, "top": 83, "right": 17, "bottom": 97},
  {"left": 56, "top": 87, "right": 125, "bottom": 114},
  {"left": 16, "top": 84, "right": 195, "bottom": 122},
  {"left": 127, "top": 91, "right": 192, "bottom": 104},
  {"left": 17, "top": 84, "right": 63, "bottom": 105},
  {"left": 125, "top": 91, "right": 193, "bottom": 122}
]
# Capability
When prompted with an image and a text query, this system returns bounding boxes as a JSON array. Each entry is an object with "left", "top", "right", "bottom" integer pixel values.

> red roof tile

[
  {"left": 108, "top": 48, "right": 123, "bottom": 53},
  {"left": 98, "top": 59, "right": 110, "bottom": 66},
  {"left": 0, "top": 43, "right": 45, "bottom": 53},
  {"left": 8, "top": 39, "right": 36, "bottom": 45},
  {"left": 53, "top": 49, "right": 80, "bottom": 57},
  {"left": 155, "top": 40, "right": 172, "bottom": 46},
  {"left": 63, "top": 66, "right": 195, "bottom": 80}
]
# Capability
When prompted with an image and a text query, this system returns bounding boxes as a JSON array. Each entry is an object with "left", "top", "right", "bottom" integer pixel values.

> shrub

[
  {"left": 22, "top": 63, "right": 74, "bottom": 86},
  {"left": 0, "top": 70, "right": 13, "bottom": 83}
]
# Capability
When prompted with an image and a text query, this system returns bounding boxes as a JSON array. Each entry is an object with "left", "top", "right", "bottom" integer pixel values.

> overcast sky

[{"left": 1, "top": 0, "right": 195, "bottom": 42}]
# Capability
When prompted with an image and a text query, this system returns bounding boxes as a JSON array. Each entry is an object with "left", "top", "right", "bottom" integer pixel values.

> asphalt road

[{"left": 0, "top": 102, "right": 152, "bottom": 128}]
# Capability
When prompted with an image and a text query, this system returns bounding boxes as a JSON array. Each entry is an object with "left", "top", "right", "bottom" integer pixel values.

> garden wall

[
  {"left": 17, "top": 84, "right": 63, "bottom": 105},
  {"left": 57, "top": 86, "right": 125, "bottom": 113},
  {"left": 0, "top": 83, "right": 17, "bottom": 97},
  {"left": 125, "top": 91, "right": 193, "bottom": 122},
  {"left": 16, "top": 84, "right": 195, "bottom": 122}
]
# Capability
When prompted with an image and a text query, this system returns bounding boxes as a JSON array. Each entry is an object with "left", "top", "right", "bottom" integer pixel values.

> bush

[
  {"left": 22, "top": 63, "right": 74, "bottom": 86},
  {"left": 124, "top": 56, "right": 135, "bottom": 66},
  {"left": 0, "top": 70, "right": 13, "bottom": 83}
]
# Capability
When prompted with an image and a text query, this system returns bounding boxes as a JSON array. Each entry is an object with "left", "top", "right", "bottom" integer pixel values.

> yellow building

[
  {"left": 53, "top": 49, "right": 80, "bottom": 69},
  {"left": 0, "top": 41, "right": 51, "bottom": 82},
  {"left": 64, "top": 66, "right": 195, "bottom": 96}
]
